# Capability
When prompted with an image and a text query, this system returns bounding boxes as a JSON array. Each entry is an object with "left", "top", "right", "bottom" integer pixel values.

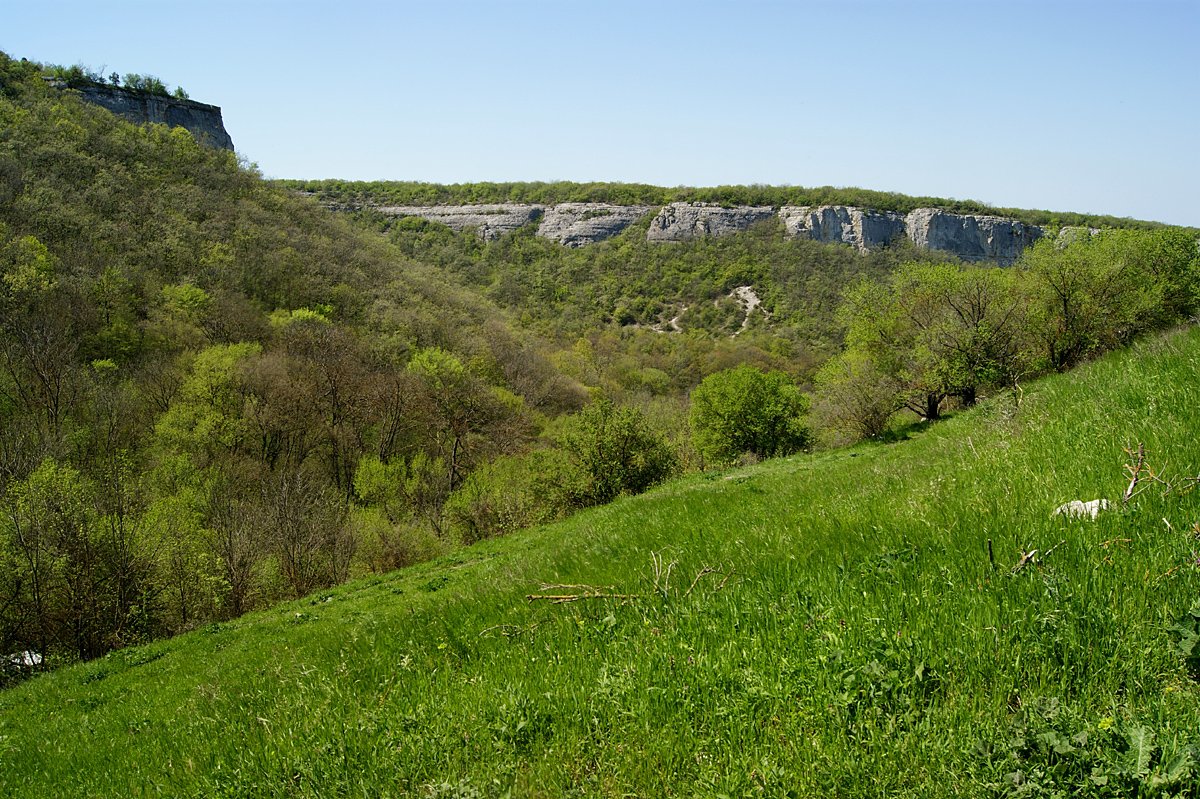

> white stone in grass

[{"left": 1053, "top": 499, "right": 1110, "bottom": 520}]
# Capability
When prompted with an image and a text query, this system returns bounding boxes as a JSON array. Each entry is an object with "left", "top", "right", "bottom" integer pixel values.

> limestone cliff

[
  {"left": 374, "top": 204, "right": 545, "bottom": 241},
  {"left": 76, "top": 84, "right": 234, "bottom": 151},
  {"left": 646, "top": 203, "right": 776, "bottom": 242},
  {"left": 538, "top": 203, "right": 651, "bottom": 247},
  {"left": 780, "top": 205, "right": 907, "bottom": 252},
  {"left": 327, "top": 198, "right": 1047, "bottom": 263},
  {"left": 904, "top": 208, "right": 1043, "bottom": 265}
]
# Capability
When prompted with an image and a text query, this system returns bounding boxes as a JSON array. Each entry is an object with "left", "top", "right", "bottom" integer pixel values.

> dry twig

[
  {"left": 1011, "top": 539, "right": 1067, "bottom": 574},
  {"left": 525, "top": 584, "right": 639, "bottom": 604},
  {"left": 684, "top": 566, "right": 718, "bottom": 597}
]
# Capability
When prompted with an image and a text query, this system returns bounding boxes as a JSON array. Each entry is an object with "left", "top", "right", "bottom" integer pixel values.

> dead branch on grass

[
  {"left": 1122, "top": 443, "right": 1190, "bottom": 504},
  {"left": 684, "top": 566, "right": 718, "bottom": 597},
  {"left": 1011, "top": 539, "right": 1067, "bottom": 574},
  {"left": 525, "top": 584, "right": 640, "bottom": 604}
]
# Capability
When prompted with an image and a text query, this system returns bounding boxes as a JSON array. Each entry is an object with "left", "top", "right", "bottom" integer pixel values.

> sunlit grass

[{"left": 4, "top": 328, "right": 1200, "bottom": 797}]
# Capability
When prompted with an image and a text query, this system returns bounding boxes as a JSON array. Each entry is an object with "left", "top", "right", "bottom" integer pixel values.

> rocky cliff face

[
  {"left": 646, "top": 202, "right": 776, "bottom": 242},
  {"left": 904, "top": 208, "right": 1043, "bottom": 265},
  {"left": 76, "top": 84, "right": 234, "bottom": 150},
  {"left": 780, "top": 205, "right": 907, "bottom": 252},
  {"left": 374, "top": 204, "right": 545, "bottom": 241},
  {"left": 334, "top": 199, "right": 1046, "bottom": 263},
  {"left": 538, "top": 203, "right": 651, "bottom": 247}
]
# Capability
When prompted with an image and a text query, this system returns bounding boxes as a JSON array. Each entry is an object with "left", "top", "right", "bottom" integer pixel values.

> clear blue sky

[{"left": 5, "top": 0, "right": 1198, "bottom": 225}]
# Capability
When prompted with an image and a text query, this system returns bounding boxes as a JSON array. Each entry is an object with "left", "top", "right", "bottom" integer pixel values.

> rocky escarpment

[
  {"left": 904, "top": 208, "right": 1043, "bottom": 265},
  {"left": 375, "top": 204, "right": 545, "bottom": 241},
  {"left": 646, "top": 203, "right": 776, "bottom": 242},
  {"left": 780, "top": 205, "right": 907, "bottom": 252},
  {"left": 538, "top": 203, "right": 652, "bottom": 247},
  {"left": 327, "top": 199, "right": 1048, "bottom": 263},
  {"left": 75, "top": 84, "right": 234, "bottom": 150}
]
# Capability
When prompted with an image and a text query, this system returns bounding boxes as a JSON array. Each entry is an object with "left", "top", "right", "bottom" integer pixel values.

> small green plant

[{"left": 1170, "top": 598, "right": 1200, "bottom": 678}]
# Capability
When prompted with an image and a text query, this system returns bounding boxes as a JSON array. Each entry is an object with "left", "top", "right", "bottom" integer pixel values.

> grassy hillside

[{"left": 4, "top": 325, "right": 1200, "bottom": 797}]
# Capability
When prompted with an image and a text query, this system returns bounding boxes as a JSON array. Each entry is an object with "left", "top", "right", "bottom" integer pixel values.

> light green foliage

[
  {"left": 153, "top": 342, "right": 260, "bottom": 460},
  {"left": 141, "top": 486, "right": 222, "bottom": 629},
  {"left": 1023, "top": 231, "right": 1171, "bottom": 370},
  {"left": 812, "top": 347, "right": 905, "bottom": 442},
  {"left": 688, "top": 364, "right": 810, "bottom": 465},
  {"left": 443, "top": 450, "right": 568, "bottom": 543},
  {"left": 836, "top": 262, "right": 1029, "bottom": 420},
  {"left": 0, "top": 459, "right": 108, "bottom": 660},
  {"left": 1, "top": 235, "right": 57, "bottom": 294},
  {"left": 407, "top": 346, "right": 466, "bottom": 384},
  {"left": 353, "top": 452, "right": 446, "bottom": 525},
  {"left": 268, "top": 306, "right": 331, "bottom": 328},
  {"left": 5, "top": 328, "right": 1200, "bottom": 796},
  {"left": 554, "top": 397, "right": 677, "bottom": 508}
]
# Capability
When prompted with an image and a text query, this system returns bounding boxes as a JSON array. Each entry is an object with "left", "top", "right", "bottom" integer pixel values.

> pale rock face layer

[
  {"left": 76, "top": 84, "right": 234, "bottom": 150},
  {"left": 374, "top": 204, "right": 545, "bottom": 241},
  {"left": 645, "top": 202, "right": 776, "bottom": 242},
  {"left": 779, "top": 206, "right": 907, "bottom": 252},
  {"left": 320, "top": 199, "right": 1048, "bottom": 264},
  {"left": 904, "top": 208, "right": 1043, "bottom": 265},
  {"left": 1055, "top": 226, "right": 1102, "bottom": 247},
  {"left": 537, "top": 203, "right": 652, "bottom": 247}
]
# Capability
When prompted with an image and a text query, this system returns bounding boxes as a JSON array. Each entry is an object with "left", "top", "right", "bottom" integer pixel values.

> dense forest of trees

[
  {"left": 0, "top": 53, "right": 601, "bottom": 670},
  {"left": 2, "top": 50, "right": 1198, "bottom": 679}
]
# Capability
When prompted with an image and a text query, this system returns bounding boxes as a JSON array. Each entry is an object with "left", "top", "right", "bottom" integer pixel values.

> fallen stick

[
  {"left": 525, "top": 584, "right": 638, "bottom": 603},
  {"left": 684, "top": 566, "right": 718, "bottom": 597}
]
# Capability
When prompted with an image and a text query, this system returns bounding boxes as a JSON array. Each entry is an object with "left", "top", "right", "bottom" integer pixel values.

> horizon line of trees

[
  {"left": 276, "top": 178, "right": 1178, "bottom": 233},
  {"left": 44, "top": 61, "right": 188, "bottom": 100}
]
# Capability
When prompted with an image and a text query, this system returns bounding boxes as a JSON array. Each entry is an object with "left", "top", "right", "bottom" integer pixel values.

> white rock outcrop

[
  {"left": 374, "top": 204, "right": 544, "bottom": 240},
  {"left": 1053, "top": 499, "right": 1110, "bottom": 520},
  {"left": 780, "top": 205, "right": 907, "bottom": 252},
  {"left": 904, "top": 208, "right": 1043, "bottom": 265},
  {"left": 537, "top": 203, "right": 651, "bottom": 247},
  {"left": 336, "top": 199, "right": 1049, "bottom": 264},
  {"left": 645, "top": 202, "right": 776, "bottom": 242}
]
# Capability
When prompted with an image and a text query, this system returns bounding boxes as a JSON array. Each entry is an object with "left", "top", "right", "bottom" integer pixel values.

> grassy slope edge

[{"left": 4, "top": 328, "right": 1200, "bottom": 797}]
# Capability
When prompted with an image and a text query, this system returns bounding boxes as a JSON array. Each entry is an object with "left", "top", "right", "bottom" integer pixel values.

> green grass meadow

[{"left": 4, "top": 328, "right": 1200, "bottom": 797}]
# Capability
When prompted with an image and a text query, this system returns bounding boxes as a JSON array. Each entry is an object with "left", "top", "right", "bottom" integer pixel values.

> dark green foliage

[
  {"left": 688, "top": 365, "right": 810, "bottom": 465},
  {"left": 1170, "top": 598, "right": 1200, "bottom": 678}
]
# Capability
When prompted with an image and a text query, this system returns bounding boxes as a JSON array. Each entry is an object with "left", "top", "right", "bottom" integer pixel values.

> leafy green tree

[
  {"left": 689, "top": 365, "right": 810, "bottom": 465},
  {"left": 812, "top": 349, "right": 904, "bottom": 443},
  {"left": 1022, "top": 233, "right": 1165, "bottom": 371},
  {"left": 834, "top": 263, "right": 1030, "bottom": 421},
  {"left": 554, "top": 398, "right": 676, "bottom": 508},
  {"left": 1, "top": 459, "right": 107, "bottom": 660},
  {"left": 443, "top": 450, "right": 567, "bottom": 543}
]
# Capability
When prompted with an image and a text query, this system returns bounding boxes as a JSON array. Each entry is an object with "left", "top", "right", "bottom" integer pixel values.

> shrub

[
  {"left": 554, "top": 398, "right": 677, "bottom": 508},
  {"left": 688, "top": 365, "right": 810, "bottom": 465}
]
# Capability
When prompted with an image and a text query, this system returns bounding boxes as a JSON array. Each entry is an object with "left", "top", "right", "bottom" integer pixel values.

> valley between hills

[{"left": 2, "top": 51, "right": 1200, "bottom": 797}]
